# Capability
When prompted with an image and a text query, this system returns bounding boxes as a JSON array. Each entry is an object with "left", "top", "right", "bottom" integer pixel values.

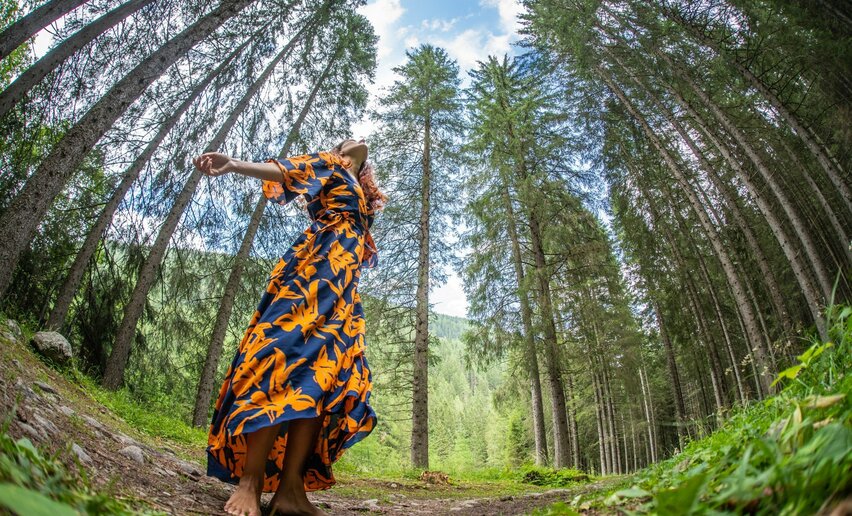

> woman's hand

[{"left": 193, "top": 152, "right": 233, "bottom": 177}]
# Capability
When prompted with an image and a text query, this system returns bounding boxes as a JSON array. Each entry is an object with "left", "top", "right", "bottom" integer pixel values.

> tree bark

[
  {"left": 500, "top": 186, "right": 548, "bottom": 466},
  {"left": 0, "top": 0, "right": 88, "bottom": 61},
  {"left": 0, "top": 0, "right": 256, "bottom": 298},
  {"left": 653, "top": 300, "right": 687, "bottom": 448},
  {"left": 0, "top": 0, "right": 158, "bottom": 119},
  {"left": 410, "top": 113, "right": 431, "bottom": 469}
]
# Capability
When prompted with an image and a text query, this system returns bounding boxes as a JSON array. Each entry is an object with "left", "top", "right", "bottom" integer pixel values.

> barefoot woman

[{"left": 192, "top": 138, "right": 385, "bottom": 515}]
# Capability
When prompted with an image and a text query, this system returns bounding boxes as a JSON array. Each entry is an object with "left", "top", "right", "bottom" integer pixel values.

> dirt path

[{"left": 0, "top": 324, "right": 618, "bottom": 515}]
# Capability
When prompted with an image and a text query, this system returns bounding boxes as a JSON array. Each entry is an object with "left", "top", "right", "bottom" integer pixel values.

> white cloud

[
  {"left": 359, "top": 0, "right": 405, "bottom": 60},
  {"left": 479, "top": 0, "right": 523, "bottom": 33},
  {"left": 421, "top": 17, "right": 459, "bottom": 32},
  {"left": 437, "top": 28, "right": 513, "bottom": 74}
]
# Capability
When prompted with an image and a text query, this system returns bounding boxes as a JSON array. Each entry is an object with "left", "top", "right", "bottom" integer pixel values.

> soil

[{"left": 0, "top": 324, "right": 620, "bottom": 515}]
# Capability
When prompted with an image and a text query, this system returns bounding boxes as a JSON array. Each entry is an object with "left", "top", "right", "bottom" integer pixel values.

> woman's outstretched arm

[{"left": 192, "top": 151, "right": 283, "bottom": 182}]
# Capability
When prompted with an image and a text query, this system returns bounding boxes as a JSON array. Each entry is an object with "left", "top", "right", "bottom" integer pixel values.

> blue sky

[{"left": 352, "top": 0, "right": 525, "bottom": 319}]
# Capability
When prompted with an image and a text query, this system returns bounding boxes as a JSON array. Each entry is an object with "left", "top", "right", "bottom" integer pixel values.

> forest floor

[{"left": 0, "top": 322, "right": 622, "bottom": 515}]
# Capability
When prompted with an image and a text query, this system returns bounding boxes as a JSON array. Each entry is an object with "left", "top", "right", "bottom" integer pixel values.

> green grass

[
  {"left": 65, "top": 368, "right": 208, "bottom": 448},
  {"left": 537, "top": 303, "right": 852, "bottom": 515}
]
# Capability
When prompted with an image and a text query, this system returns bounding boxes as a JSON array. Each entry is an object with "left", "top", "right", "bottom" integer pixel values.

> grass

[{"left": 534, "top": 302, "right": 852, "bottom": 515}]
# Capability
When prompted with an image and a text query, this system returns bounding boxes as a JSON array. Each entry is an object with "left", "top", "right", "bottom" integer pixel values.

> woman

[{"left": 192, "top": 138, "right": 386, "bottom": 516}]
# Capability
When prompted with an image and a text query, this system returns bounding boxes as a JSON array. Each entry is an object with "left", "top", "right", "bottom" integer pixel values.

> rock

[
  {"left": 11, "top": 359, "right": 22, "bottom": 371},
  {"left": 58, "top": 405, "right": 75, "bottom": 417},
  {"left": 119, "top": 445, "right": 145, "bottom": 464},
  {"left": 389, "top": 482, "right": 398, "bottom": 489},
  {"left": 18, "top": 422, "right": 46, "bottom": 441},
  {"left": 34, "top": 381, "right": 58, "bottom": 395},
  {"left": 81, "top": 414, "right": 106, "bottom": 432},
  {"left": 113, "top": 431, "right": 137, "bottom": 446},
  {"left": 14, "top": 378, "right": 40, "bottom": 401},
  {"left": 31, "top": 412, "right": 59, "bottom": 435},
  {"left": 72, "top": 443, "right": 92, "bottom": 464},
  {"left": 499, "top": 495, "right": 514, "bottom": 501},
  {"left": 30, "top": 332, "right": 73, "bottom": 365},
  {"left": 176, "top": 460, "right": 202, "bottom": 478}
]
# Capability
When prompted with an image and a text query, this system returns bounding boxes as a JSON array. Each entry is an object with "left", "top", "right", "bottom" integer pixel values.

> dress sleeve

[{"left": 261, "top": 151, "right": 347, "bottom": 206}]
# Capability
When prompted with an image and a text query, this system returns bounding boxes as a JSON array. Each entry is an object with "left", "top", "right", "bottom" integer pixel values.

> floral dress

[{"left": 206, "top": 151, "right": 378, "bottom": 492}]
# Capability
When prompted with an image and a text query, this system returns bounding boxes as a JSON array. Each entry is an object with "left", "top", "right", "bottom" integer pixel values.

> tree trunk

[
  {"left": 0, "top": 0, "right": 256, "bottom": 298},
  {"left": 411, "top": 114, "right": 431, "bottom": 469},
  {"left": 528, "top": 211, "right": 571, "bottom": 468},
  {"left": 665, "top": 82, "right": 828, "bottom": 338},
  {"left": 101, "top": 20, "right": 304, "bottom": 389},
  {"left": 653, "top": 300, "right": 686, "bottom": 448},
  {"left": 500, "top": 184, "right": 548, "bottom": 465},
  {"left": 0, "top": 0, "right": 158, "bottom": 119},
  {"left": 45, "top": 31, "right": 257, "bottom": 331},
  {"left": 664, "top": 53, "right": 835, "bottom": 307},
  {"left": 669, "top": 11, "right": 852, "bottom": 213},
  {"left": 592, "top": 368, "right": 607, "bottom": 475},
  {"left": 0, "top": 0, "right": 88, "bottom": 61},
  {"left": 566, "top": 372, "right": 580, "bottom": 469}
]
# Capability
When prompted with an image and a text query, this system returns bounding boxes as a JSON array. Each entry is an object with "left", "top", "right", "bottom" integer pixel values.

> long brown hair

[{"left": 331, "top": 141, "right": 388, "bottom": 213}]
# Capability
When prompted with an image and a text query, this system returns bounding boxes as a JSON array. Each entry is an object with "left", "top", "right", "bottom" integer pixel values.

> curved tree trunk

[
  {"left": 0, "top": 0, "right": 256, "bottom": 299},
  {"left": 662, "top": 68, "right": 828, "bottom": 340},
  {"left": 0, "top": 0, "right": 88, "bottom": 61},
  {"left": 604, "top": 72, "right": 775, "bottom": 395},
  {"left": 0, "top": 0, "right": 158, "bottom": 119}
]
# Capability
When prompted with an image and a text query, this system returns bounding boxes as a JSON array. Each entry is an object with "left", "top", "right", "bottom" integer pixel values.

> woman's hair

[{"left": 331, "top": 140, "right": 388, "bottom": 213}]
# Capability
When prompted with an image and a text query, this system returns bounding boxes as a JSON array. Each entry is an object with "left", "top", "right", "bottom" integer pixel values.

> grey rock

[
  {"left": 119, "top": 445, "right": 145, "bottom": 464},
  {"left": 72, "top": 443, "right": 92, "bottom": 464},
  {"left": 58, "top": 405, "right": 75, "bottom": 417},
  {"left": 11, "top": 359, "right": 22, "bottom": 370},
  {"left": 34, "top": 381, "right": 58, "bottom": 394},
  {"left": 112, "top": 431, "right": 137, "bottom": 446},
  {"left": 81, "top": 415, "right": 106, "bottom": 431},
  {"left": 14, "top": 378, "right": 40, "bottom": 401},
  {"left": 499, "top": 495, "right": 514, "bottom": 501},
  {"left": 30, "top": 332, "right": 73, "bottom": 365},
  {"left": 18, "top": 422, "right": 46, "bottom": 441},
  {"left": 176, "top": 460, "right": 202, "bottom": 478},
  {"left": 31, "top": 413, "right": 59, "bottom": 435}
]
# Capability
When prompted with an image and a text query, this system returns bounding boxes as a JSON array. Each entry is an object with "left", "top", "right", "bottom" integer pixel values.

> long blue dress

[{"left": 206, "top": 151, "right": 378, "bottom": 492}]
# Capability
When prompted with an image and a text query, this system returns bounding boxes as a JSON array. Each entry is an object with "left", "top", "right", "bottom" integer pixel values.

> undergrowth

[
  {"left": 0, "top": 420, "right": 162, "bottom": 515},
  {"left": 534, "top": 302, "right": 852, "bottom": 515}
]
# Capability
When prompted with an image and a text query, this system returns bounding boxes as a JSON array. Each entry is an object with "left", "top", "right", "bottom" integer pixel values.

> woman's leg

[
  {"left": 270, "top": 414, "right": 326, "bottom": 515},
  {"left": 224, "top": 422, "right": 282, "bottom": 516}
]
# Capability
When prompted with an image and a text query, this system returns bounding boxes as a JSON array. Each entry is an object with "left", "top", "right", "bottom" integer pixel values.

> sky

[{"left": 351, "top": 0, "right": 525, "bottom": 319}]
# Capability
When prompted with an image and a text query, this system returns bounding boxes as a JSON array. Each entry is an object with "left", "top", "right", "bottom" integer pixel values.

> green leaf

[
  {"left": 771, "top": 365, "right": 803, "bottom": 387},
  {"left": 0, "top": 484, "right": 78, "bottom": 516},
  {"left": 654, "top": 472, "right": 707, "bottom": 515}
]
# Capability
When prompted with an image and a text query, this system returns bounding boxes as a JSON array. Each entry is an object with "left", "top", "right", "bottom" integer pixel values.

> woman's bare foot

[
  {"left": 224, "top": 473, "right": 263, "bottom": 516},
  {"left": 269, "top": 479, "right": 327, "bottom": 516}
]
